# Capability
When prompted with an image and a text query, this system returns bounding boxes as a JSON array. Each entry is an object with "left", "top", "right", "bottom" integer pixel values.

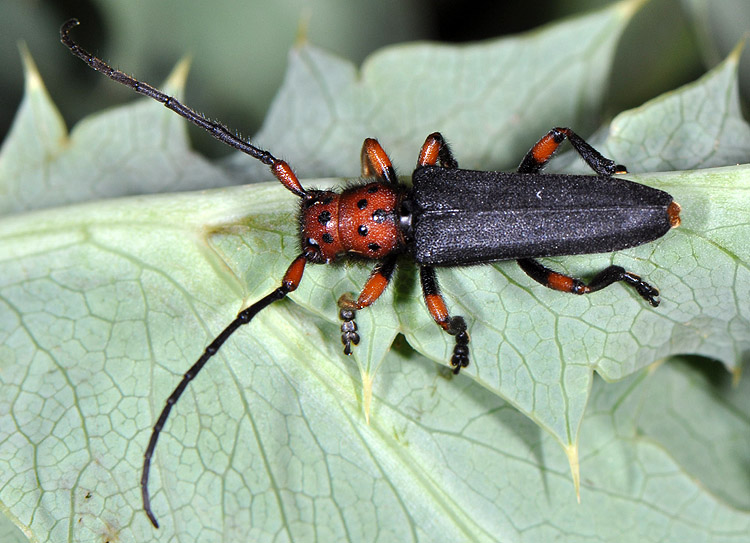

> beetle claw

[{"left": 623, "top": 272, "right": 660, "bottom": 307}]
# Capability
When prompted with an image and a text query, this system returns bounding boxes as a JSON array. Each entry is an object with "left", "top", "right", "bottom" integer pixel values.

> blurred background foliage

[{"left": 1, "top": 0, "right": 748, "bottom": 158}]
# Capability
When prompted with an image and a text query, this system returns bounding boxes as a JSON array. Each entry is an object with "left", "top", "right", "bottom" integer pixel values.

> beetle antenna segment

[
  {"left": 59, "top": 19, "right": 307, "bottom": 198},
  {"left": 140, "top": 285, "right": 289, "bottom": 528},
  {"left": 141, "top": 252, "right": 308, "bottom": 527}
]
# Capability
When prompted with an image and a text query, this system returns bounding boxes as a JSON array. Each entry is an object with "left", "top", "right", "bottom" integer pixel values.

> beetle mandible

[{"left": 60, "top": 19, "right": 681, "bottom": 528}]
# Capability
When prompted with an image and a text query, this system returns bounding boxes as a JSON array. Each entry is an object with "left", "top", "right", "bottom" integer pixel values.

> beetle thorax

[{"left": 299, "top": 183, "right": 404, "bottom": 263}]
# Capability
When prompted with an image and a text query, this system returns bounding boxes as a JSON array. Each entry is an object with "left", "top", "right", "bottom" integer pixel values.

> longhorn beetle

[{"left": 61, "top": 19, "right": 681, "bottom": 528}]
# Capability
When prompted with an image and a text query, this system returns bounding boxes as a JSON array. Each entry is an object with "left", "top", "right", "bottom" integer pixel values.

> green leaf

[
  {"left": 2, "top": 1, "right": 750, "bottom": 541},
  {"left": 1, "top": 168, "right": 748, "bottom": 540}
]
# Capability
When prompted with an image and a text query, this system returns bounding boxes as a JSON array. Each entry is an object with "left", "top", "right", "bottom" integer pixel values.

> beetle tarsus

[
  {"left": 446, "top": 317, "right": 470, "bottom": 374},
  {"left": 339, "top": 306, "right": 360, "bottom": 355},
  {"left": 586, "top": 265, "right": 661, "bottom": 306},
  {"left": 622, "top": 272, "right": 660, "bottom": 307}
]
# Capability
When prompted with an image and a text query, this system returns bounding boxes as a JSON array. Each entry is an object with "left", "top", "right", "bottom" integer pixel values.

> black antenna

[
  {"left": 60, "top": 19, "right": 281, "bottom": 168},
  {"left": 140, "top": 286, "right": 290, "bottom": 527}
]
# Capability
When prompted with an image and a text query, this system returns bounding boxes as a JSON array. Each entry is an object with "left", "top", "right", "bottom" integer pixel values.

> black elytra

[{"left": 60, "top": 19, "right": 681, "bottom": 529}]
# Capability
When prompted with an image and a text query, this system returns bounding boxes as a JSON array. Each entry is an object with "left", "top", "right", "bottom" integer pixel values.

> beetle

[{"left": 60, "top": 19, "right": 680, "bottom": 528}]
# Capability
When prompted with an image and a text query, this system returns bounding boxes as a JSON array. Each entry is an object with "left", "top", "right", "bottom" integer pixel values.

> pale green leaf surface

[
  {"left": 2, "top": 1, "right": 750, "bottom": 541},
  {"left": 1, "top": 168, "right": 748, "bottom": 541},
  {"left": 1, "top": 196, "right": 749, "bottom": 541}
]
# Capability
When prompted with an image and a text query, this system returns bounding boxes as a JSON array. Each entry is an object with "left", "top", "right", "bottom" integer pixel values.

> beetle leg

[
  {"left": 337, "top": 255, "right": 398, "bottom": 355},
  {"left": 417, "top": 132, "right": 459, "bottom": 169},
  {"left": 361, "top": 138, "right": 398, "bottom": 185},
  {"left": 517, "top": 258, "right": 660, "bottom": 307},
  {"left": 518, "top": 127, "right": 628, "bottom": 176},
  {"left": 420, "top": 266, "right": 470, "bottom": 374}
]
